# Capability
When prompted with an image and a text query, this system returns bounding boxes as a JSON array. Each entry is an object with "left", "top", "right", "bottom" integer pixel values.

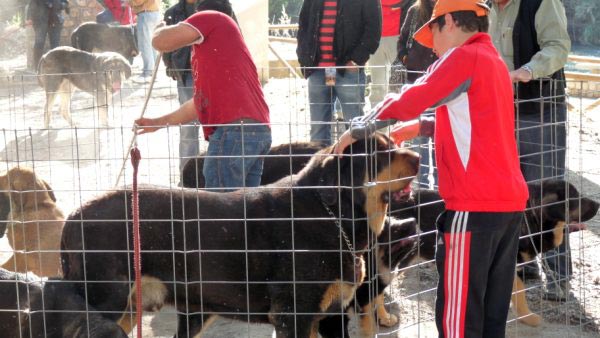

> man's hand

[
  {"left": 345, "top": 60, "right": 359, "bottom": 73},
  {"left": 134, "top": 117, "right": 164, "bottom": 135},
  {"left": 333, "top": 130, "right": 357, "bottom": 154},
  {"left": 510, "top": 67, "right": 533, "bottom": 83}
]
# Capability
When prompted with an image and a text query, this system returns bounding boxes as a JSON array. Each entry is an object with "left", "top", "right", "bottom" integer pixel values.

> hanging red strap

[{"left": 130, "top": 147, "right": 143, "bottom": 337}]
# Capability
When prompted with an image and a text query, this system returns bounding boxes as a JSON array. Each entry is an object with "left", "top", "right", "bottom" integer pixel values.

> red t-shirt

[
  {"left": 381, "top": 0, "right": 401, "bottom": 37},
  {"left": 105, "top": 0, "right": 135, "bottom": 25},
  {"left": 183, "top": 11, "right": 270, "bottom": 139}
]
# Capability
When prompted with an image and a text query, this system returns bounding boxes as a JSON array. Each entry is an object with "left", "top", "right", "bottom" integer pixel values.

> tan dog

[{"left": 0, "top": 167, "right": 64, "bottom": 276}]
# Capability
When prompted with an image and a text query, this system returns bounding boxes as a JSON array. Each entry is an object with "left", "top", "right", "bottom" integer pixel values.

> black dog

[
  {"left": 512, "top": 180, "right": 599, "bottom": 326},
  {"left": 38, "top": 46, "right": 132, "bottom": 127},
  {"left": 181, "top": 142, "right": 322, "bottom": 188},
  {"left": 0, "top": 268, "right": 128, "bottom": 338},
  {"left": 318, "top": 216, "right": 420, "bottom": 337},
  {"left": 387, "top": 182, "right": 598, "bottom": 328},
  {"left": 60, "top": 134, "right": 419, "bottom": 337},
  {"left": 71, "top": 22, "right": 138, "bottom": 64}
]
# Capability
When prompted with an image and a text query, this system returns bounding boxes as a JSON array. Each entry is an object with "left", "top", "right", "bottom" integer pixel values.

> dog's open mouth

[
  {"left": 387, "top": 185, "right": 412, "bottom": 203},
  {"left": 567, "top": 223, "right": 588, "bottom": 233},
  {"left": 112, "top": 81, "right": 121, "bottom": 93}
]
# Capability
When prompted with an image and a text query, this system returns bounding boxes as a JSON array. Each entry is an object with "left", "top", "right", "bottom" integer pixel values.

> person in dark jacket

[
  {"left": 296, "top": 0, "right": 382, "bottom": 145},
  {"left": 26, "top": 0, "right": 69, "bottom": 71},
  {"left": 395, "top": 0, "right": 438, "bottom": 189},
  {"left": 490, "top": 0, "right": 571, "bottom": 301},
  {"left": 164, "top": 0, "right": 199, "bottom": 178}
]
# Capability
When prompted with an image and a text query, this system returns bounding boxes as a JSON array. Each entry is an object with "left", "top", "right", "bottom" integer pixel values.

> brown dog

[{"left": 0, "top": 167, "right": 64, "bottom": 276}]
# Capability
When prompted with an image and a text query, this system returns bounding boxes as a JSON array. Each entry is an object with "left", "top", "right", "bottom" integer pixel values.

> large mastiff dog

[{"left": 60, "top": 134, "right": 419, "bottom": 337}]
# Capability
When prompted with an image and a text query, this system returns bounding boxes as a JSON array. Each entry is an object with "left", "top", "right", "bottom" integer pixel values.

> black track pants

[{"left": 434, "top": 210, "right": 522, "bottom": 338}]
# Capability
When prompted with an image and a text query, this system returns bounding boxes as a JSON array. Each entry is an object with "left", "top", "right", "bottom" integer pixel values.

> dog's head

[
  {"left": 97, "top": 52, "right": 132, "bottom": 93},
  {"left": 377, "top": 217, "right": 418, "bottom": 275},
  {"left": 0, "top": 167, "right": 57, "bottom": 233},
  {"left": 123, "top": 24, "right": 139, "bottom": 58},
  {"left": 526, "top": 179, "right": 599, "bottom": 250},
  {"left": 304, "top": 133, "right": 419, "bottom": 235}
]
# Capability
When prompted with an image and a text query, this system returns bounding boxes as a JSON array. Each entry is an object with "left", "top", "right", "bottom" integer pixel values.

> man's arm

[
  {"left": 523, "top": 0, "right": 570, "bottom": 79},
  {"left": 129, "top": 0, "right": 146, "bottom": 7},
  {"left": 349, "top": 0, "right": 382, "bottom": 65},
  {"left": 135, "top": 98, "right": 198, "bottom": 134},
  {"left": 152, "top": 22, "right": 202, "bottom": 53}
]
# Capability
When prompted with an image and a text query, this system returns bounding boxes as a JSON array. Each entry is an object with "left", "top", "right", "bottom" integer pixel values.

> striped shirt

[{"left": 318, "top": 0, "right": 337, "bottom": 67}]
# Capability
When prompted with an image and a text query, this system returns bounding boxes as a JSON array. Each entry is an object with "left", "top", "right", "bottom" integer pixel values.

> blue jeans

[
  {"left": 411, "top": 136, "right": 437, "bottom": 189},
  {"left": 308, "top": 69, "right": 366, "bottom": 145},
  {"left": 177, "top": 73, "right": 199, "bottom": 174},
  {"left": 517, "top": 105, "right": 570, "bottom": 280},
  {"left": 33, "top": 23, "right": 62, "bottom": 71},
  {"left": 136, "top": 11, "right": 161, "bottom": 76},
  {"left": 203, "top": 124, "right": 272, "bottom": 191}
]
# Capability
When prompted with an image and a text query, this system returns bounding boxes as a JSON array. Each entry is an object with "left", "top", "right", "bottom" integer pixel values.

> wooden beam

[
  {"left": 586, "top": 98, "right": 600, "bottom": 111},
  {"left": 268, "top": 24, "right": 299, "bottom": 31},
  {"left": 568, "top": 55, "right": 600, "bottom": 64},
  {"left": 565, "top": 71, "right": 600, "bottom": 82},
  {"left": 268, "top": 36, "right": 297, "bottom": 44},
  {"left": 268, "top": 42, "right": 302, "bottom": 79}
]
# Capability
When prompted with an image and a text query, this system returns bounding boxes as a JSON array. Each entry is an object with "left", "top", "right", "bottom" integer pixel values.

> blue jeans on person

[
  {"left": 411, "top": 136, "right": 437, "bottom": 189},
  {"left": 517, "top": 104, "right": 570, "bottom": 282},
  {"left": 136, "top": 11, "right": 161, "bottom": 77},
  {"left": 32, "top": 23, "right": 62, "bottom": 71},
  {"left": 177, "top": 73, "right": 199, "bottom": 176},
  {"left": 412, "top": 111, "right": 437, "bottom": 189},
  {"left": 203, "top": 123, "right": 272, "bottom": 191},
  {"left": 308, "top": 69, "right": 366, "bottom": 145}
]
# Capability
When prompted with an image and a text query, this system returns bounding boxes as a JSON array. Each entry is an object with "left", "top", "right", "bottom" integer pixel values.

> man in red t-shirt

[{"left": 135, "top": 10, "right": 272, "bottom": 191}]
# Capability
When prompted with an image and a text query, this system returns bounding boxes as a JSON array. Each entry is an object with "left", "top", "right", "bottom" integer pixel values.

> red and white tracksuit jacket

[{"left": 375, "top": 33, "right": 529, "bottom": 212}]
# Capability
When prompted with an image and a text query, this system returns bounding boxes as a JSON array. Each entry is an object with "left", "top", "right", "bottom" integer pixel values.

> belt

[{"left": 228, "top": 118, "right": 261, "bottom": 125}]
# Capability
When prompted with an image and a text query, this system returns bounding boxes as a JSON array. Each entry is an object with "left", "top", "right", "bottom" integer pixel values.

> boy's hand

[
  {"left": 334, "top": 130, "right": 356, "bottom": 154},
  {"left": 134, "top": 117, "right": 163, "bottom": 135}
]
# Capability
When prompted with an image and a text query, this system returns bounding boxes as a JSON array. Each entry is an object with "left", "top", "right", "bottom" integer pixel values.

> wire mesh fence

[{"left": 0, "top": 66, "right": 599, "bottom": 337}]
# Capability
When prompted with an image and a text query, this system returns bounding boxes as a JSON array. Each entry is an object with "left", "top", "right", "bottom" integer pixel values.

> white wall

[{"left": 231, "top": 0, "right": 269, "bottom": 82}]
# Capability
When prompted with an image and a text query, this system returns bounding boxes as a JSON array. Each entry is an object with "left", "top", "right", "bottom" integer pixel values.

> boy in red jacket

[{"left": 336, "top": 0, "right": 528, "bottom": 337}]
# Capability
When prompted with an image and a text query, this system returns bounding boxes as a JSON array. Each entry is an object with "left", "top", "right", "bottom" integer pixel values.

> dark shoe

[
  {"left": 544, "top": 280, "right": 571, "bottom": 302},
  {"left": 519, "top": 263, "right": 541, "bottom": 282}
]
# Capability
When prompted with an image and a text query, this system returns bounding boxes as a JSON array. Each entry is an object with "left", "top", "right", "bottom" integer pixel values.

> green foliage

[
  {"left": 269, "top": 0, "right": 302, "bottom": 23},
  {"left": 564, "top": 0, "right": 600, "bottom": 46}
]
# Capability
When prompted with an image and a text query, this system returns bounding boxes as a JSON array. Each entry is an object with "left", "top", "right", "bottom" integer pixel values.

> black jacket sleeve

[
  {"left": 349, "top": 0, "right": 382, "bottom": 65},
  {"left": 397, "top": 6, "right": 415, "bottom": 61}
]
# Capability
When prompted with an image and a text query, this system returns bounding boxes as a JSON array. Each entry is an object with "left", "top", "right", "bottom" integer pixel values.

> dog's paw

[
  {"left": 378, "top": 312, "right": 398, "bottom": 327},
  {"left": 519, "top": 313, "right": 542, "bottom": 327}
]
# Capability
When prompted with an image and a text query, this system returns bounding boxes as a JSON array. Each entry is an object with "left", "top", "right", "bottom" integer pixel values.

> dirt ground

[{"left": 1, "top": 24, "right": 600, "bottom": 337}]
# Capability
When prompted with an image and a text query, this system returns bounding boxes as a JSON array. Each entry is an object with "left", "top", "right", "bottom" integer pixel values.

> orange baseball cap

[{"left": 413, "top": 0, "right": 490, "bottom": 49}]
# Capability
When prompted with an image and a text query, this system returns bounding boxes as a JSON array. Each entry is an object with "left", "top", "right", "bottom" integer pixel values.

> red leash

[{"left": 130, "top": 147, "right": 143, "bottom": 337}]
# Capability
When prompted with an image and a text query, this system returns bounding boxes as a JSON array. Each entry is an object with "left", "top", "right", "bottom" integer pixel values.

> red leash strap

[{"left": 130, "top": 147, "right": 143, "bottom": 337}]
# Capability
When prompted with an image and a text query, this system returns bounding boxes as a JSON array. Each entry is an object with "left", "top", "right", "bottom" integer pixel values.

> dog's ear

[
  {"left": 0, "top": 192, "right": 10, "bottom": 238},
  {"left": 39, "top": 179, "right": 56, "bottom": 202}
]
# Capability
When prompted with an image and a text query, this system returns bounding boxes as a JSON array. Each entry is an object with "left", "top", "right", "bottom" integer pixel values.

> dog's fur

[
  {"left": 0, "top": 167, "right": 64, "bottom": 276},
  {"left": 181, "top": 142, "right": 323, "bottom": 188},
  {"left": 0, "top": 268, "right": 128, "bottom": 338},
  {"left": 71, "top": 22, "right": 138, "bottom": 63},
  {"left": 38, "top": 46, "right": 132, "bottom": 128},
  {"left": 318, "top": 216, "right": 421, "bottom": 337},
  {"left": 210, "top": 141, "right": 599, "bottom": 330},
  {"left": 60, "top": 134, "right": 419, "bottom": 337},
  {"left": 392, "top": 184, "right": 599, "bottom": 328},
  {"left": 511, "top": 180, "right": 599, "bottom": 326}
]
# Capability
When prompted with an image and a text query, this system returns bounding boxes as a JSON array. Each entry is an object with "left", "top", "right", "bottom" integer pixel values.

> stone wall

[{"left": 26, "top": 0, "right": 103, "bottom": 69}]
